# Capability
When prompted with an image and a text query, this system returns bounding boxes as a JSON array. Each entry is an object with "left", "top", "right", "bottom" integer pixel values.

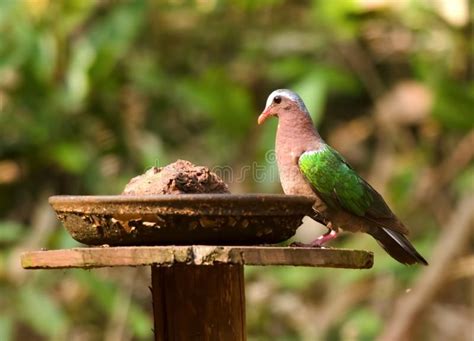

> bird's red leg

[
  {"left": 309, "top": 229, "right": 337, "bottom": 246},
  {"left": 290, "top": 229, "right": 338, "bottom": 247}
]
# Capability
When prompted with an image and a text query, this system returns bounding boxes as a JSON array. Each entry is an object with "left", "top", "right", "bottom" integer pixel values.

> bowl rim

[
  {"left": 49, "top": 193, "right": 316, "bottom": 204},
  {"left": 48, "top": 194, "right": 316, "bottom": 216}
]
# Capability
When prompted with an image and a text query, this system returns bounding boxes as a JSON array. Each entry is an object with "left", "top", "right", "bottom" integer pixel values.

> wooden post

[
  {"left": 152, "top": 264, "right": 246, "bottom": 341},
  {"left": 23, "top": 195, "right": 374, "bottom": 339},
  {"left": 21, "top": 245, "right": 373, "bottom": 340}
]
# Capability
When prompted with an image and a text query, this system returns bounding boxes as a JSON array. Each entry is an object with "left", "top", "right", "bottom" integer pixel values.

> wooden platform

[{"left": 21, "top": 245, "right": 373, "bottom": 269}]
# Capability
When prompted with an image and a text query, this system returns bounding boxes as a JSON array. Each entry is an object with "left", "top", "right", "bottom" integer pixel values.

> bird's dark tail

[{"left": 368, "top": 227, "right": 428, "bottom": 266}]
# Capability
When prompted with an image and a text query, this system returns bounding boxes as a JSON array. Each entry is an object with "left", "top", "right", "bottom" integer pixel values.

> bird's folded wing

[{"left": 299, "top": 147, "right": 408, "bottom": 235}]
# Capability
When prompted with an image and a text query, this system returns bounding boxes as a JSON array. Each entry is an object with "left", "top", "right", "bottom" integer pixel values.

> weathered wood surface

[
  {"left": 21, "top": 246, "right": 373, "bottom": 269},
  {"left": 152, "top": 264, "right": 245, "bottom": 341}
]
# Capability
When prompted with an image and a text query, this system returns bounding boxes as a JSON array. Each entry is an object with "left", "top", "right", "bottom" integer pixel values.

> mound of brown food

[{"left": 122, "top": 159, "right": 229, "bottom": 195}]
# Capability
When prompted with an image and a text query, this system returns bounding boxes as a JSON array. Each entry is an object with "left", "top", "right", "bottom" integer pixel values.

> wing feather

[{"left": 298, "top": 146, "right": 406, "bottom": 233}]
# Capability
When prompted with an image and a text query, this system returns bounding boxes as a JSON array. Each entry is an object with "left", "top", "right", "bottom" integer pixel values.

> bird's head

[{"left": 258, "top": 89, "right": 308, "bottom": 125}]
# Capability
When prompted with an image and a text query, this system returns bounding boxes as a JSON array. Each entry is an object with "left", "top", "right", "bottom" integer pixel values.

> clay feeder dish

[{"left": 49, "top": 194, "right": 315, "bottom": 246}]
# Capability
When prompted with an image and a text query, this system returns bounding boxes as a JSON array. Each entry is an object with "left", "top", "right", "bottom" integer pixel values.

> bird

[{"left": 258, "top": 89, "right": 428, "bottom": 265}]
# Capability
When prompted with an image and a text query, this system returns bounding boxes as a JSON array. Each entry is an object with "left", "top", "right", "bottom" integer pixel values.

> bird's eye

[{"left": 273, "top": 96, "right": 282, "bottom": 104}]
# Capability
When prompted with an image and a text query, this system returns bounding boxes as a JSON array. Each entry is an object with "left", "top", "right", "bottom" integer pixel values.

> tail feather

[{"left": 369, "top": 227, "right": 428, "bottom": 266}]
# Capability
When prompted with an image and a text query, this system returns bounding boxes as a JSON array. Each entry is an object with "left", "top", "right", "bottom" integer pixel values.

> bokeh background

[{"left": 1, "top": 0, "right": 473, "bottom": 340}]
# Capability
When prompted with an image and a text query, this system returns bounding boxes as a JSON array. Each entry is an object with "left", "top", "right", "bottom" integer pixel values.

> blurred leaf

[
  {"left": 454, "top": 164, "right": 474, "bottom": 195},
  {"left": 432, "top": 82, "right": 474, "bottom": 130},
  {"left": 52, "top": 227, "right": 81, "bottom": 249},
  {"left": 129, "top": 53, "right": 165, "bottom": 94},
  {"left": 234, "top": 0, "right": 284, "bottom": 11},
  {"left": 53, "top": 0, "right": 96, "bottom": 35},
  {"left": 0, "top": 2, "right": 35, "bottom": 70},
  {"left": 179, "top": 68, "right": 254, "bottom": 140},
  {"left": 291, "top": 66, "right": 359, "bottom": 125},
  {"left": 0, "top": 220, "right": 23, "bottom": 244},
  {"left": 312, "top": 0, "right": 359, "bottom": 38},
  {"left": 75, "top": 270, "right": 152, "bottom": 338},
  {"left": 292, "top": 70, "right": 328, "bottom": 125},
  {"left": 88, "top": 0, "right": 146, "bottom": 81},
  {"left": 18, "top": 286, "right": 67, "bottom": 338},
  {"left": 49, "top": 142, "right": 91, "bottom": 174},
  {"left": 256, "top": 119, "right": 279, "bottom": 192},
  {"left": 388, "top": 167, "right": 416, "bottom": 210},
  {"left": 263, "top": 267, "right": 322, "bottom": 290},
  {"left": 136, "top": 132, "right": 167, "bottom": 169},
  {"left": 64, "top": 39, "right": 95, "bottom": 110},
  {"left": 0, "top": 315, "right": 13, "bottom": 341},
  {"left": 206, "top": 71, "right": 253, "bottom": 128},
  {"left": 343, "top": 307, "right": 382, "bottom": 340},
  {"left": 128, "top": 304, "right": 153, "bottom": 339},
  {"left": 267, "top": 57, "right": 316, "bottom": 81},
  {"left": 32, "top": 32, "right": 57, "bottom": 83}
]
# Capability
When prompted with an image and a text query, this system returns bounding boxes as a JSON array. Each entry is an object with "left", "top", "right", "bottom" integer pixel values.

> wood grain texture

[
  {"left": 152, "top": 264, "right": 245, "bottom": 341},
  {"left": 21, "top": 246, "right": 373, "bottom": 269}
]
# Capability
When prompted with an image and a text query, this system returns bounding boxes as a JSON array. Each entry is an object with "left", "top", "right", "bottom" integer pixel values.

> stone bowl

[{"left": 49, "top": 194, "right": 315, "bottom": 246}]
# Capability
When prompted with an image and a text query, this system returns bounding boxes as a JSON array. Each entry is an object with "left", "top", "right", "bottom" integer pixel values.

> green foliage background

[{"left": 0, "top": 0, "right": 472, "bottom": 340}]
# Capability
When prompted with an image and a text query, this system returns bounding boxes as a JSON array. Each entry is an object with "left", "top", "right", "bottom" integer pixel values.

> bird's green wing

[{"left": 298, "top": 145, "right": 393, "bottom": 219}]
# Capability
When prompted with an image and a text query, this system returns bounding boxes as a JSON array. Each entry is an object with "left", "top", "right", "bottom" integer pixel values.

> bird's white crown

[{"left": 264, "top": 89, "right": 308, "bottom": 113}]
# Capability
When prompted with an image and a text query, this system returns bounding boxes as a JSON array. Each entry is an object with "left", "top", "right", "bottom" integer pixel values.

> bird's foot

[{"left": 290, "top": 230, "right": 338, "bottom": 248}]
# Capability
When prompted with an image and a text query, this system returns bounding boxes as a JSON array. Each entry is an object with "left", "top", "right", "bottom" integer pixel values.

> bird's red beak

[{"left": 258, "top": 107, "right": 272, "bottom": 125}]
